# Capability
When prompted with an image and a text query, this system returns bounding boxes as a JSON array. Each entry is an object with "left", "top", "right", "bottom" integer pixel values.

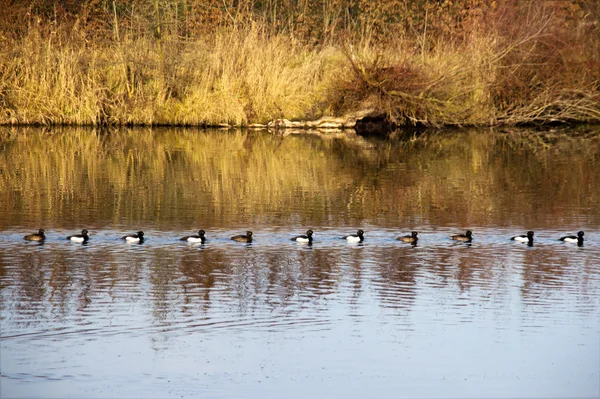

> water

[{"left": 1, "top": 126, "right": 599, "bottom": 398}]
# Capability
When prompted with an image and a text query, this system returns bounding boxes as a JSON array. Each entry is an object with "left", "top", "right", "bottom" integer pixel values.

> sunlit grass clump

[{"left": 1, "top": 24, "right": 342, "bottom": 126}]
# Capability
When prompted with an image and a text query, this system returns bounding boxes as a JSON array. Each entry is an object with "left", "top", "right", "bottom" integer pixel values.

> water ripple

[{"left": 1, "top": 227, "right": 599, "bottom": 398}]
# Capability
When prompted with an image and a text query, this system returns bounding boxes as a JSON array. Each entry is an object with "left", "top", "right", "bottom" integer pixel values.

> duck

[
  {"left": 180, "top": 230, "right": 206, "bottom": 244},
  {"left": 559, "top": 230, "right": 584, "bottom": 245},
  {"left": 511, "top": 231, "right": 534, "bottom": 245},
  {"left": 122, "top": 231, "right": 144, "bottom": 243},
  {"left": 343, "top": 229, "right": 364, "bottom": 242},
  {"left": 67, "top": 229, "right": 89, "bottom": 243},
  {"left": 397, "top": 231, "right": 418, "bottom": 244},
  {"left": 24, "top": 229, "right": 45, "bottom": 241},
  {"left": 291, "top": 229, "right": 313, "bottom": 244},
  {"left": 450, "top": 230, "right": 472, "bottom": 242},
  {"left": 231, "top": 231, "right": 253, "bottom": 243}
]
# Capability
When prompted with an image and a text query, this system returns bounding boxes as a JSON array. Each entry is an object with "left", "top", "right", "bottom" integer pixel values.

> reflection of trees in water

[
  {"left": 371, "top": 247, "right": 418, "bottom": 311},
  {"left": 1, "top": 243, "right": 599, "bottom": 328},
  {"left": 11, "top": 249, "right": 48, "bottom": 322},
  {"left": 178, "top": 248, "right": 226, "bottom": 314},
  {"left": 262, "top": 249, "right": 342, "bottom": 309},
  {"left": 453, "top": 249, "right": 499, "bottom": 293},
  {"left": 1, "top": 245, "right": 147, "bottom": 328},
  {"left": 520, "top": 248, "right": 570, "bottom": 311},
  {"left": 2, "top": 126, "right": 599, "bottom": 229},
  {"left": 514, "top": 245, "right": 600, "bottom": 317},
  {"left": 417, "top": 246, "right": 512, "bottom": 310},
  {"left": 203, "top": 248, "right": 346, "bottom": 315},
  {"left": 358, "top": 128, "right": 600, "bottom": 227}
]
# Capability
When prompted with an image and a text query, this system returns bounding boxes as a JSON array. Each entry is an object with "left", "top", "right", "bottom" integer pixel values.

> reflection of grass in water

[
  {"left": 1, "top": 126, "right": 599, "bottom": 227},
  {"left": 413, "top": 128, "right": 599, "bottom": 225},
  {"left": 0, "top": 127, "right": 356, "bottom": 225},
  {"left": 331, "top": 127, "right": 600, "bottom": 226}
]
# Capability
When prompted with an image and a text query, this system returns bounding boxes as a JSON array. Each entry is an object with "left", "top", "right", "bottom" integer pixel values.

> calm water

[{"left": 1, "top": 126, "right": 599, "bottom": 398}]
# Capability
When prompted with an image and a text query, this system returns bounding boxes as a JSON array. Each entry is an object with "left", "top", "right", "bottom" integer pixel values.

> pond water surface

[{"left": 1, "top": 126, "right": 599, "bottom": 398}]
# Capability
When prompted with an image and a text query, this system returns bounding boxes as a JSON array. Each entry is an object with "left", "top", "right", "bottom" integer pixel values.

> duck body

[
  {"left": 344, "top": 229, "right": 364, "bottom": 242},
  {"left": 231, "top": 231, "right": 253, "bottom": 243},
  {"left": 560, "top": 231, "right": 584, "bottom": 245},
  {"left": 24, "top": 229, "right": 46, "bottom": 241},
  {"left": 181, "top": 230, "right": 206, "bottom": 244},
  {"left": 511, "top": 231, "right": 534, "bottom": 244},
  {"left": 292, "top": 230, "right": 313, "bottom": 244},
  {"left": 398, "top": 231, "right": 418, "bottom": 244},
  {"left": 451, "top": 230, "right": 472, "bottom": 242},
  {"left": 122, "top": 231, "right": 144, "bottom": 243},
  {"left": 67, "top": 229, "right": 89, "bottom": 243}
]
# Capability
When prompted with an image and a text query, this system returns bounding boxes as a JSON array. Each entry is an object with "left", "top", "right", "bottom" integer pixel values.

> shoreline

[{"left": 1, "top": 114, "right": 599, "bottom": 131}]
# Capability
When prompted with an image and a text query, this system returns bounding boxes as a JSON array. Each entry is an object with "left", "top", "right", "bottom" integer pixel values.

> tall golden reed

[{"left": 1, "top": 23, "right": 342, "bottom": 126}]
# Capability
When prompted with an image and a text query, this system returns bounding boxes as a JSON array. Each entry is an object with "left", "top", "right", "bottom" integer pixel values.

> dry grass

[
  {"left": 0, "top": 1, "right": 598, "bottom": 127},
  {"left": 329, "top": 35, "right": 499, "bottom": 127},
  {"left": 0, "top": 24, "right": 343, "bottom": 126},
  {"left": 329, "top": 3, "right": 600, "bottom": 127}
]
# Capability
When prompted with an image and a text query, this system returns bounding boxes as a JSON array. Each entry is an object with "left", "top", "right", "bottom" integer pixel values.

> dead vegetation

[{"left": 0, "top": 1, "right": 598, "bottom": 127}]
